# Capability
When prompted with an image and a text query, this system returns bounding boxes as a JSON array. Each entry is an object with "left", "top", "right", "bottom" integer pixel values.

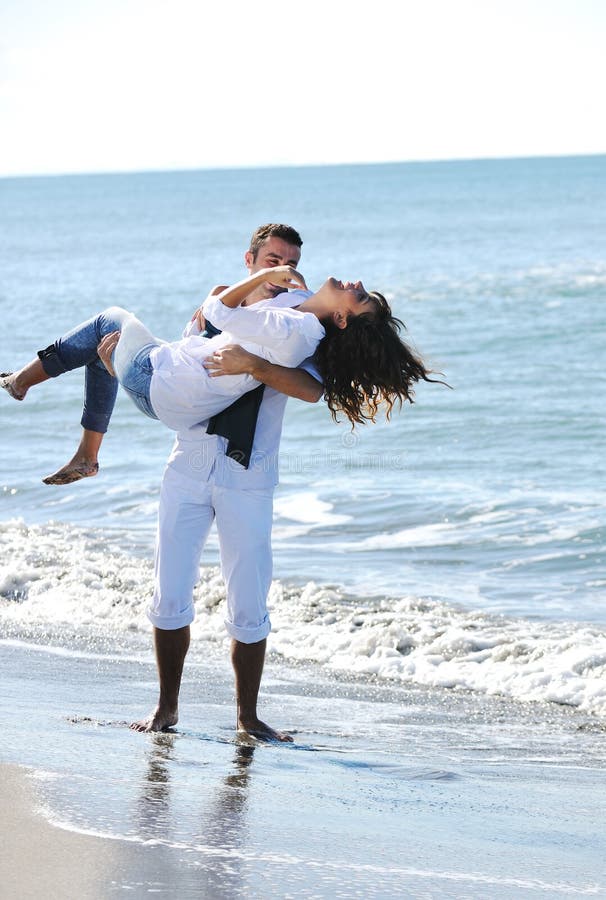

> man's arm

[{"left": 204, "top": 345, "right": 323, "bottom": 403}]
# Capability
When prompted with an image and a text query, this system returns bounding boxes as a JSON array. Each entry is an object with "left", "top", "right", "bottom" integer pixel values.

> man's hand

[
  {"left": 203, "top": 344, "right": 257, "bottom": 377},
  {"left": 97, "top": 331, "right": 120, "bottom": 376},
  {"left": 204, "top": 345, "right": 323, "bottom": 402}
]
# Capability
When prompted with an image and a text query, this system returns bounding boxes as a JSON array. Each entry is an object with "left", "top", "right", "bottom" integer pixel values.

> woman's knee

[{"left": 99, "top": 306, "right": 132, "bottom": 332}]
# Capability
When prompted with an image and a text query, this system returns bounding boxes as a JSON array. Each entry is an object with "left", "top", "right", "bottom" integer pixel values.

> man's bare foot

[
  {"left": 43, "top": 460, "right": 99, "bottom": 485},
  {"left": 237, "top": 717, "right": 293, "bottom": 743},
  {"left": 0, "top": 373, "right": 26, "bottom": 401},
  {"left": 130, "top": 706, "right": 178, "bottom": 733}
]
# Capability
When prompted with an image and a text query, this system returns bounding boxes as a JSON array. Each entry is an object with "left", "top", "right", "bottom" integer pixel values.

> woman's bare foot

[
  {"left": 130, "top": 705, "right": 178, "bottom": 733},
  {"left": 43, "top": 429, "right": 105, "bottom": 485},
  {"left": 237, "top": 716, "right": 293, "bottom": 743},
  {"left": 43, "top": 460, "right": 99, "bottom": 485},
  {"left": 0, "top": 373, "right": 26, "bottom": 401}
]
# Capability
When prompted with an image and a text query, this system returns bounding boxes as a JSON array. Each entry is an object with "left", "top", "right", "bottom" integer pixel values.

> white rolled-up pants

[{"left": 147, "top": 466, "right": 274, "bottom": 643}]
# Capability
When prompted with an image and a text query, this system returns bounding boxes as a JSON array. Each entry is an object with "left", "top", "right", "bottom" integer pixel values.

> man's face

[{"left": 245, "top": 236, "right": 302, "bottom": 300}]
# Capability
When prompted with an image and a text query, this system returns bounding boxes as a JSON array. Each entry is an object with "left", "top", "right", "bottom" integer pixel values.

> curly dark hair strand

[{"left": 314, "top": 292, "right": 441, "bottom": 426}]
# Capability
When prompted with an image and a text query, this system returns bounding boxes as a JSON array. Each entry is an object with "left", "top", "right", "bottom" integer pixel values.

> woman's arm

[
  {"left": 215, "top": 266, "right": 307, "bottom": 309},
  {"left": 201, "top": 292, "right": 324, "bottom": 368}
]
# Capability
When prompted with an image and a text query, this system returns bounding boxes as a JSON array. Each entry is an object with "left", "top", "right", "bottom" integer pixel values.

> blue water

[
  {"left": 2, "top": 159, "right": 605, "bottom": 896},
  {"left": 1, "top": 155, "right": 605, "bottom": 624}
]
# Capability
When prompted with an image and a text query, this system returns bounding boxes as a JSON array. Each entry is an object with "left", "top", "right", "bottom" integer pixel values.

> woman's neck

[{"left": 296, "top": 294, "right": 322, "bottom": 319}]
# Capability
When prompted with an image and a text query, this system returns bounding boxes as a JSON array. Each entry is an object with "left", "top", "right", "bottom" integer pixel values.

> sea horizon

[{"left": 1, "top": 149, "right": 605, "bottom": 182}]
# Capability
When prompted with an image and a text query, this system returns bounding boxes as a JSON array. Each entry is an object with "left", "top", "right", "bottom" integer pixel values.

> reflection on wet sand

[
  {"left": 198, "top": 743, "right": 256, "bottom": 897},
  {"left": 135, "top": 733, "right": 176, "bottom": 842},
  {"left": 135, "top": 735, "right": 257, "bottom": 896}
]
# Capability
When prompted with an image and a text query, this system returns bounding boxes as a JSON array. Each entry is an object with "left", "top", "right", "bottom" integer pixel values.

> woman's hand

[
  {"left": 190, "top": 306, "right": 206, "bottom": 332},
  {"left": 261, "top": 266, "right": 307, "bottom": 291},
  {"left": 203, "top": 344, "right": 259, "bottom": 377},
  {"left": 191, "top": 285, "right": 229, "bottom": 331},
  {"left": 215, "top": 269, "right": 306, "bottom": 309},
  {"left": 97, "top": 331, "right": 120, "bottom": 376}
]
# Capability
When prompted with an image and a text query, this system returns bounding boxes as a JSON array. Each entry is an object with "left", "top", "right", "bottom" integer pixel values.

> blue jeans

[{"left": 38, "top": 306, "right": 159, "bottom": 433}]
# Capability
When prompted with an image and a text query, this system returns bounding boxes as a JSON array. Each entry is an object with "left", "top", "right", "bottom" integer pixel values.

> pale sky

[{"left": 0, "top": 0, "right": 604, "bottom": 177}]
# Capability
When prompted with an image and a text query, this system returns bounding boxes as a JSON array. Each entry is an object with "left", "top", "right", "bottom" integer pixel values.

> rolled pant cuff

[
  {"left": 37, "top": 343, "right": 68, "bottom": 377},
  {"left": 224, "top": 615, "right": 271, "bottom": 644},
  {"left": 146, "top": 607, "right": 196, "bottom": 630},
  {"left": 80, "top": 411, "right": 112, "bottom": 434}
]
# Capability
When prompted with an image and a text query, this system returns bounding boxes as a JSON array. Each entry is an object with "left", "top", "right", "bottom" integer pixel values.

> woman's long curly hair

[{"left": 314, "top": 292, "right": 439, "bottom": 426}]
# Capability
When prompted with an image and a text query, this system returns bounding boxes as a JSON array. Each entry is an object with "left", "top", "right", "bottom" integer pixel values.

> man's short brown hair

[{"left": 249, "top": 224, "right": 303, "bottom": 260}]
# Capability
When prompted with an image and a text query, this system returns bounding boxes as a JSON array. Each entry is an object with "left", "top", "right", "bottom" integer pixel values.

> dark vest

[{"left": 203, "top": 320, "right": 264, "bottom": 469}]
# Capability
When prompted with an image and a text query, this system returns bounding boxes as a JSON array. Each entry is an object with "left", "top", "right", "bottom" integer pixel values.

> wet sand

[
  {"left": 0, "top": 763, "right": 175, "bottom": 899},
  {"left": 1, "top": 635, "right": 605, "bottom": 898}
]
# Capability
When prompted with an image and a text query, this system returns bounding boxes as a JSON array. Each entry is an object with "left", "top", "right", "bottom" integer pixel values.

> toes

[
  {"left": 43, "top": 474, "right": 75, "bottom": 485},
  {"left": 1, "top": 373, "right": 25, "bottom": 401},
  {"left": 43, "top": 473, "right": 78, "bottom": 485}
]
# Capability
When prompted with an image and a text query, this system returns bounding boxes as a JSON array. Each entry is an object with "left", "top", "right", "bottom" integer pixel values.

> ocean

[{"left": 1, "top": 156, "right": 605, "bottom": 896}]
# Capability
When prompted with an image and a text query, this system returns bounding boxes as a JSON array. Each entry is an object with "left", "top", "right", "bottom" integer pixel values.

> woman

[{"left": 1, "top": 266, "right": 435, "bottom": 483}]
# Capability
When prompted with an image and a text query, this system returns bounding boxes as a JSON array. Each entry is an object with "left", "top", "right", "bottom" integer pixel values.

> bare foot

[
  {"left": 43, "top": 460, "right": 99, "bottom": 485},
  {"left": 130, "top": 706, "right": 178, "bottom": 733},
  {"left": 237, "top": 717, "right": 293, "bottom": 743},
  {"left": 0, "top": 373, "right": 26, "bottom": 401}
]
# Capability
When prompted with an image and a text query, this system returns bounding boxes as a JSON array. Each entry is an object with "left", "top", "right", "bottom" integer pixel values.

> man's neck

[
  {"left": 240, "top": 265, "right": 295, "bottom": 307},
  {"left": 241, "top": 287, "right": 279, "bottom": 308}
]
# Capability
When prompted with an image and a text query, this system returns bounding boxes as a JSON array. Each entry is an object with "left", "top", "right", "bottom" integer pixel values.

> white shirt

[
  {"left": 148, "top": 289, "right": 324, "bottom": 433},
  {"left": 164, "top": 291, "right": 323, "bottom": 489}
]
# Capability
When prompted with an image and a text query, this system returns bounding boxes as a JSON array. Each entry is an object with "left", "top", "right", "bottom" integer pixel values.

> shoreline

[{"left": 1, "top": 638, "right": 605, "bottom": 897}]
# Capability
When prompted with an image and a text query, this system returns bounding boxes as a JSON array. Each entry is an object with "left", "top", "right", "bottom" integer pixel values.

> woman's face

[{"left": 318, "top": 277, "right": 375, "bottom": 319}]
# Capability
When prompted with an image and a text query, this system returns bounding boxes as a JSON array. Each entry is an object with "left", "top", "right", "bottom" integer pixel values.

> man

[{"left": 132, "top": 224, "right": 322, "bottom": 740}]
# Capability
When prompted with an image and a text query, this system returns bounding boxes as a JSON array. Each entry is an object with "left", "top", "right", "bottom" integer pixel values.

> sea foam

[{"left": 1, "top": 520, "right": 605, "bottom": 717}]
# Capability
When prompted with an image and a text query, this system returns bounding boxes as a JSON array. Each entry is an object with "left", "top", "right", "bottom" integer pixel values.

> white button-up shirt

[{"left": 164, "top": 290, "right": 323, "bottom": 490}]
